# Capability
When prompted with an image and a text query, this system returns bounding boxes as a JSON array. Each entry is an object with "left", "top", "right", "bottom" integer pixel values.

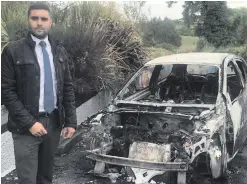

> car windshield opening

[{"left": 119, "top": 64, "right": 219, "bottom": 105}]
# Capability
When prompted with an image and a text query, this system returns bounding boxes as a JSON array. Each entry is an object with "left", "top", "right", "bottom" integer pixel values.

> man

[{"left": 1, "top": 3, "right": 77, "bottom": 184}]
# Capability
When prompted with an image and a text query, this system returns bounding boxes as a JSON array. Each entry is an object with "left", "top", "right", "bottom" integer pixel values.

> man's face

[{"left": 28, "top": 9, "right": 52, "bottom": 39}]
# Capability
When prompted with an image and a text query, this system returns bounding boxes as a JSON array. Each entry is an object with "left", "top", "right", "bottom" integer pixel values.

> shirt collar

[{"left": 31, "top": 34, "right": 50, "bottom": 47}]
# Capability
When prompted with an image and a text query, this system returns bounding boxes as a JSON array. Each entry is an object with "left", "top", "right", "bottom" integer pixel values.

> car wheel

[
  {"left": 152, "top": 171, "right": 177, "bottom": 184},
  {"left": 209, "top": 136, "right": 227, "bottom": 179}
]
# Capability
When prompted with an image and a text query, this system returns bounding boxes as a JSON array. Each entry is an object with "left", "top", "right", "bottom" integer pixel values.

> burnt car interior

[{"left": 122, "top": 64, "right": 219, "bottom": 105}]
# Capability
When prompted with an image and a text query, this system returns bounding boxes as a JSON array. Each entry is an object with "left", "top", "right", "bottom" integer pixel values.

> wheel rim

[{"left": 209, "top": 145, "right": 222, "bottom": 178}]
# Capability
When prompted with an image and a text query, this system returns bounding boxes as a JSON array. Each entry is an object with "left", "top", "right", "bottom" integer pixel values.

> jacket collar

[{"left": 25, "top": 31, "right": 58, "bottom": 50}]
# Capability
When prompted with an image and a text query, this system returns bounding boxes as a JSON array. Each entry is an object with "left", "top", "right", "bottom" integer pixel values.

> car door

[
  {"left": 223, "top": 59, "right": 245, "bottom": 156},
  {"left": 233, "top": 58, "right": 247, "bottom": 151}
]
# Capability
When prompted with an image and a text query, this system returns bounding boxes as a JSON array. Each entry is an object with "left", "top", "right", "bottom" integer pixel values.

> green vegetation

[
  {"left": 179, "top": 36, "right": 199, "bottom": 53},
  {"left": 228, "top": 8, "right": 247, "bottom": 45},
  {"left": 146, "top": 36, "right": 199, "bottom": 60},
  {"left": 146, "top": 47, "right": 172, "bottom": 60},
  {"left": 139, "top": 17, "right": 181, "bottom": 47},
  {"left": 169, "top": 1, "right": 247, "bottom": 49},
  {"left": 197, "top": 38, "right": 247, "bottom": 59},
  {"left": 195, "top": 2, "right": 233, "bottom": 47}
]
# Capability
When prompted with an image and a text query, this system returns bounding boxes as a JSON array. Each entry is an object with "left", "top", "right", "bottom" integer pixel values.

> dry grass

[{"left": 178, "top": 36, "right": 199, "bottom": 53}]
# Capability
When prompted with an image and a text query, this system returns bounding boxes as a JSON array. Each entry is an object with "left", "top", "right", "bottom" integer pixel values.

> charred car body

[{"left": 86, "top": 53, "right": 247, "bottom": 184}]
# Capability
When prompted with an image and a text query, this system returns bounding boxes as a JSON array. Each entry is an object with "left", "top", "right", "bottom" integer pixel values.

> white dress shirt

[{"left": 31, "top": 34, "right": 57, "bottom": 112}]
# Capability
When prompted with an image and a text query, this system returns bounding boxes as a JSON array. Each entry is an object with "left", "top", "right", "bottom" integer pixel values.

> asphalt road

[{"left": 2, "top": 131, "right": 247, "bottom": 184}]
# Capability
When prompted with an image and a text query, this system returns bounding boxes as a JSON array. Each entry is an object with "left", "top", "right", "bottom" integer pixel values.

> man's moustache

[{"left": 35, "top": 28, "right": 44, "bottom": 30}]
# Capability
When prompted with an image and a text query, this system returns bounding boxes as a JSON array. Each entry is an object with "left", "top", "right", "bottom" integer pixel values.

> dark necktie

[{"left": 39, "top": 41, "right": 54, "bottom": 113}]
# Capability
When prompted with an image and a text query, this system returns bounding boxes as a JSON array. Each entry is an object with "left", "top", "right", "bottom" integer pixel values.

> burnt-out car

[{"left": 85, "top": 53, "right": 247, "bottom": 184}]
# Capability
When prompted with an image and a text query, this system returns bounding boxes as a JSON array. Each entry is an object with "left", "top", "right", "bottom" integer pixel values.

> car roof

[{"left": 145, "top": 52, "right": 233, "bottom": 66}]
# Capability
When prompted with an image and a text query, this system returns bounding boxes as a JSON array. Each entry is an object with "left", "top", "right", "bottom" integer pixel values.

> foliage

[
  {"left": 195, "top": 2, "right": 233, "bottom": 48},
  {"left": 123, "top": 1, "right": 147, "bottom": 23},
  {"left": 196, "top": 38, "right": 208, "bottom": 51},
  {"left": 146, "top": 35, "right": 200, "bottom": 60},
  {"left": 49, "top": 2, "right": 147, "bottom": 94},
  {"left": 171, "top": 1, "right": 241, "bottom": 48},
  {"left": 156, "top": 42, "right": 177, "bottom": 52},
  {"left": 197, "top": 38, "right": 247, "bottom": 61},
  {"left": 182, "top": 1, "right": 202, "bottom": 28},
  {"left": 140, "top": 17, "right": 181, "bottom": 47},
  {"left": 179, "top": 36, "right": 199, "bottom": 53},
  {"left": 228, "top": 8, "right": 247, "bottom": 45},
  {"left": 175, "top": 23, "right": 194, "bottom": 36},
  {"left": 196, "top": 37, "right": 215, "bottom": 52},
  {"left": 145, "top": 47, "right": 173, "bottom": 60},
  {"left": 1, "top": 2, "right": 30, "bottom": 41}
]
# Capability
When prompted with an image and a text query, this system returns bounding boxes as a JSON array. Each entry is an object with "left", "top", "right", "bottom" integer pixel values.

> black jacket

[{"left": 1, "top": 33, "right": 77, "bottom": 133}]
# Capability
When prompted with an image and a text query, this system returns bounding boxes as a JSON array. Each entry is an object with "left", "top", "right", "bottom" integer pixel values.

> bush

[
  {"left": 196, "top": 38, "right": 207, "bottom": 51},
  {"left": 1, "top": 2, "right": 30, "bottom": 42},
  {"left": 50, "top": 2, "right": 147, "bottom": 95},
  {"left": 146, "top": 47, "right": 173, "bottom": 60},
  {"left": 140, "top": 18, "right": 181, "bottom": 47},
  {"left": 198, "top": 41, "right": 247, "bottom": 61},
  {"left": 176, "top": 25, "right": 194, "bottom": 36},
  {"left": 229, "top": 8, "right": 247, "bottom": 46},
  {"left": 228, "top": 46, "right": 247, "bottom": 60},
  {"left": 156, "top": 42, "right": 177, "bottom": 52},
  {"left": 196, "top": 37, "right": 216, "bottom": 52}
]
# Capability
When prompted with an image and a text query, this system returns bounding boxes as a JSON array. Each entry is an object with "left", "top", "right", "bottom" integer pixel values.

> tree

[
  {"left": 182, "top": 1, "right": 201, "bottom": 28},
  {"left": 229, "top": 8, "right": 247, "bottom": 45},
  {"left": 195, "top": 1, "right": 233, "bottom": 47},
  {"left": 123, "top": 1, "right": 146, "bottom": 23},
  {"left": 169, "top": 1, "right": 234, "bottom": 47},
  {"left": 141, "top": 18, "right": 181, "bottom": 48}
]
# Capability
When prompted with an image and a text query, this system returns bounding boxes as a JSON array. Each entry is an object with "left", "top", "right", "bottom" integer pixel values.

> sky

[{"left": 142, "top": 1, "right": 247, "bottom": 20}]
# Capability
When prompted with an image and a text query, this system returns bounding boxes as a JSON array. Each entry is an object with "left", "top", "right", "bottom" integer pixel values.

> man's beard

[{"left": 29, "top": 26, "right": 49, "bottom": 39}]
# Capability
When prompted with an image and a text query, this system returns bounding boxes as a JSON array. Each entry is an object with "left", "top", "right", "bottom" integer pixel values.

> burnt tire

[
  {"left": 209, "top": 136, "right": 228, "bottom": 179},
  {"left": 152, "top": 171, "right": 177, "bottom": 184}
]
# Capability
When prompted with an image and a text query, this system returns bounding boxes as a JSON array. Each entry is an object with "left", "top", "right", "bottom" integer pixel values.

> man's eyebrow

[{"left": 30, "top": 16, "right": 49, "bottom": 20}]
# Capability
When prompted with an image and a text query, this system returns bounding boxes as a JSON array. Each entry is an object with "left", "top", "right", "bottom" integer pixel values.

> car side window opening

[
  {"left": 136, "top": 66, "right": 154, "bottom": 90},
  {"left": 226, "top": 61, "right": 243, "bottom": 102},
  {"left": 135, "top": 65, "right": 173, "bottom": 91},
  {"left": 235, "top": 59, "right": 247, "bottom": 84},
  {"left": 121, "top": 66, "right": 155, "bottom": 99}
]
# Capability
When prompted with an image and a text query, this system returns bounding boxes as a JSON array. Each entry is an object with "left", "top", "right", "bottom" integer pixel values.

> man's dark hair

[{"left": 28, "top": 3, "right": 50, "bottom": 17}]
